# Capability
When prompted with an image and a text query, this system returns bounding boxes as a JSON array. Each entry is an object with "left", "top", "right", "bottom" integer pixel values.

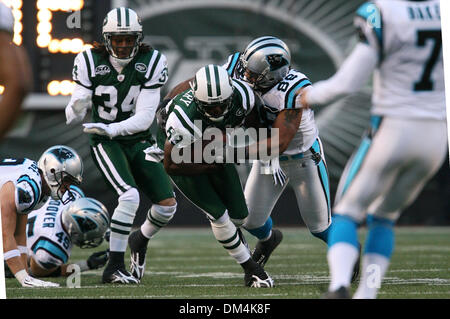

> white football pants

[
  {"left": 334, "top": 116, "right": 448, "bottom": 222},
  {"left": 244, "top": 138, "right": 331, "bottom": 234}
]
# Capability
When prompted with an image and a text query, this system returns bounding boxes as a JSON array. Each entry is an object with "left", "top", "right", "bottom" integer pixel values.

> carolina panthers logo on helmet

[
  {"left": 50, "top": 148, "right": 75, "bottom": 162},
  {"left": 266, "top": 54, "right": 289, "bottom": 71}
]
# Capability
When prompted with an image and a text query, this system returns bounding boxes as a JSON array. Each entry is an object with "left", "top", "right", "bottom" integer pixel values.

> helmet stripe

[
  {"left": 248, "top": 36, "right": 277, "bottom": 49},
  {"left": 121, "top": 7, "right": 126, "bottom": 27},
  {"left": 246, "top": 43, "right": 288, "bottom": 60},
  {"left": 125, "top": 8, "right": 130, "bottom": 27},
  {"left": 213, "top": 65, "right": 221, "bottom": 97},
  {"left": 116, "top": 7, "right": 122, "bottom": 27},
  {"left": 205, "top": 65, "right": 213, "bottom": 97}
]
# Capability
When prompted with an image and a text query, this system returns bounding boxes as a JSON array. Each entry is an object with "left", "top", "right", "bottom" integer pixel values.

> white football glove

[
  {"left": 143, "top": 145, "right": 165, "bottom": 162},
  {"left": 65, "top": 96, "right": 91, "bottom": 125},
  {"left": 260, "top": 157, "right": 288, "bottom": 186},
  {"left": 21, "top": 275, "right": 60, "bottom": 288},
  {"left": 83, "top": 123, "right": 117, "bottom": 139}
]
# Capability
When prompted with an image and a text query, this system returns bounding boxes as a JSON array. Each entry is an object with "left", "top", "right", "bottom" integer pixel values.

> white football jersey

[
  {"left": 26, "top": 186, "right": 84, "bottom": 270},
  {"left": 0, "top": 158, "right": 47, "bottom": 214},
  {"left": 224, "top": 53, "right": 318, "bottom": 154},
  {"left": 356, "top": 0, "right": 444, "bottom": 119},
  {"left": 0, "top": 2, "right": 14, "bottom": 33}
]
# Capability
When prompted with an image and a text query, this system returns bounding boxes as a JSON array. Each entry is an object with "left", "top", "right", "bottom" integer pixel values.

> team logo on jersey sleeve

[
  {"left": 135, "top": 63, "right": 148, "bottom": 73},
  {"left": 95, "top": 65, "right": 111, "bottom": 75}
]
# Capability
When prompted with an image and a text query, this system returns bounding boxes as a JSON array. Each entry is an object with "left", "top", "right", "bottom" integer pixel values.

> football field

[{"left": 5, "top": 226, "right": 450, "bottom": 299}]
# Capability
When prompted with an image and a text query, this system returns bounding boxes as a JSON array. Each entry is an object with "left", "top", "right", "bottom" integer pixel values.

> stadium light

[
  {"left": 36, "top": 0, "right": 86, "bottom": 53},
  {"left": 47, "top": 80, "right": 75, "bottom": 96}
]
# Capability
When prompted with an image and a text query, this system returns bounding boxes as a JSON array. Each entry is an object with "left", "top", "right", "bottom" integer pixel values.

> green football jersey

[
  {"left": 72, "top": 47, "right": 168, "bottom": 143},
  {"left": 159, "top": 78, "right": 255, "bottom": 149}
]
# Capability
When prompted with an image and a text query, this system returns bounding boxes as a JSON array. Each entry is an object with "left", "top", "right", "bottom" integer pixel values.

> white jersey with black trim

[
  {"left": 0, "top": 158, "right": 47, "bottom": 214},
  {"left": 0, "top": 2, "right": 14, "bottom": 33},
  {"left": 356, "top": 0, "right": 444, "bottom": 119},
  {"left": 224, "top": 53, "right": 318, "bottom": 154},
  {"left": 26, "top": 186, "right": 84, "bottom": 270}
]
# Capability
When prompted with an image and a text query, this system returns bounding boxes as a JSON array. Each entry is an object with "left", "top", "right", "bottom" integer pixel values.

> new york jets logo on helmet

[
  {"left": 190, "top": 65, "right": 235, "bottom": 123},
  {"left": 102, "top": 7, "right": 143, "bottom": 61}
]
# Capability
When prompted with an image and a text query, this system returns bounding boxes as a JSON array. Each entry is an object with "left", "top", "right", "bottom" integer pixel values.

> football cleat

[
  {"left": 321, "top": 286, "right": 351, "bottom": 299},
  {"left": 252, "top": 229, "right": 283, "bottom": 267},
  {"left": 244, "top": 263, "right": 274, "bottom": 288},
  {"left": 128, "top": 229, "right": 148, "bottom": 280},
  {"left": 102, "top": 268, "right": 140, "bottom": 284}
]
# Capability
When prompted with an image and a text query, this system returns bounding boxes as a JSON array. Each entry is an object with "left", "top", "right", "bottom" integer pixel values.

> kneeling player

[{"left": 26, "top": 191, "right": 110, "bottom": 278}]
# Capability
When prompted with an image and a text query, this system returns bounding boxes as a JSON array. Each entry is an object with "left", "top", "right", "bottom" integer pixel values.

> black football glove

[{"left": 87, "top": 250, "right": 109, "bottom": 270}]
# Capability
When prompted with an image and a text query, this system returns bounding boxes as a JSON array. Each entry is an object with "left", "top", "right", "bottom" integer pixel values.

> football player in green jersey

[
  {"left": 64, "top": 7, "right": 176, "bottom": 284},
  {"left": 151, "top": 64, "right": 274, "bottom": 287}
]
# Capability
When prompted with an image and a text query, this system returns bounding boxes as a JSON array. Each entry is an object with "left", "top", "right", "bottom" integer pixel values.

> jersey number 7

[{"left": 414, "top": 29, "right": 442, "bottom": 92}]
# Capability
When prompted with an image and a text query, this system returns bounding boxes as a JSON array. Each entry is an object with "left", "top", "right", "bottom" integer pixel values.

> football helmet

[
  {"left": 190, "top": 65, "right": 234, "bottom": 123},
  {"left": 239, "top": 36, "right": 291, "bottom": 90},
  {"left": 62, "top": 197, "right": 110, "bottom": 249},
  {"left": 102, "top": 7, "right": 143, "bottom": 63},
  {"left": 38, "top": 145, "right": 83, "bottom": 204}
]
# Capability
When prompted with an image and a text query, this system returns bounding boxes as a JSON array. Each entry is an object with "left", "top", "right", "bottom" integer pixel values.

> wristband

[
  {"left": 18, "top": 245, "right": 28, "bottom": 255},
  {"left": 4, "top": 249, "right": 20, "bottom": 261}
]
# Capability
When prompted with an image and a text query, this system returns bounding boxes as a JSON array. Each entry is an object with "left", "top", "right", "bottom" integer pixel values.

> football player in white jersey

[
  {"left": 301, "top": 0, "right": 447, "bottom": 299},
  {"left": 26, "top": 187, "right": 110, "bottom": 278},
  {"left": 222, "top": 36, "right": 337, "bottom": 270},
  {"left": 1, "top": 145, "right": 83, "bottom": 287},
  {"left": 0, "top": 2, "right": 32, "bottom": 139}
]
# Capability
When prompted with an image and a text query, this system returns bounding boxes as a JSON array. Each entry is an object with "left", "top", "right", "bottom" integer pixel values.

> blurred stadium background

[{"left": 0, "top": 0, "right": 448, "bottom": 228}]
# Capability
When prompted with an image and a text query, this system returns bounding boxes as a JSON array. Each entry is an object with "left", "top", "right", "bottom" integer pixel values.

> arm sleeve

[
  {"left": 109, "top": 88, "right": 161, "bottom": 136},
  {"left": 305, "top": 42, "right": 378, "bottom": 106},
  {"left": 65, "top": 83, "right": 92, "bottom": 124}
]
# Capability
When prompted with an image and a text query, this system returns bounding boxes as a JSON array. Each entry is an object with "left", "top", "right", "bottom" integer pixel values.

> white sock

[
  {"left": 110, "top": 200, "right": 139, "bottom": 252},
  {"left": 327, "top": 242, "right": 359, "bottom": 291},
  {"left": 141, "top": 204, "right": 177, "bottom": 239},
  {"left": 353, "top": 253, "right": 390, "bottom": 299},
  {"left": 211, "top": 213, "right": 250, "bottom": 264}
]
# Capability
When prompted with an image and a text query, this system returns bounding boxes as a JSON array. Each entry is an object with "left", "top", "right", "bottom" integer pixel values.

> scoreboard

[{"left": 2, "top": 0, "right": 110, "bottom": 97}]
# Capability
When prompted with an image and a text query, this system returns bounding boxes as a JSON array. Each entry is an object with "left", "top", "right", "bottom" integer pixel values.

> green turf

[{"left": 5, "top": 226, "right": 450, "bottom": 299}]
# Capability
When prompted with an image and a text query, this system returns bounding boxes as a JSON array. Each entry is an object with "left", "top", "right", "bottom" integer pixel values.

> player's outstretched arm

[{"left": 303, "top": 43, "right": 377, "bottom": 107}]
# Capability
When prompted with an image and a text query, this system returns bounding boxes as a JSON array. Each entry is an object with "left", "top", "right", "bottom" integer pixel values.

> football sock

[
  {"left": 245, "top": 217, "right": 273, "bottom": 241},
  {"left": 140, "top": 204, "right": 177, "bottom": 239},
  {"left": 354, "top": 215, "right": 394, "bottom": 299},
  {"left": 210, "top": 213, "right": 251, "bottom": 264},
  {"left": 353, "top": 253, "right": 390, "bottom": 299},
  {"left": 311, "top": 224, "right": 331, "bottom": 244},
  {"left": 109, "top": 200, "right": 139, "bottom": 252},
  {"left": 327, "top": 214, "right": 360, "bottom": 291}
]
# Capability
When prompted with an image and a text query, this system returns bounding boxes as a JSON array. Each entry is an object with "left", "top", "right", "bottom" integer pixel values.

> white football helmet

[
  {"left": 61, "top": 197, "right": 110, "bottom": 248},
  {"left": 38, "top": 145, "right": 83, "bottom": 204},
  {"left": 102, "top": 7, "right": 143, "bottom": 63},
  {"left": 190, "top": 64, "right": 234, "bottom": 123},
  {"left": 239, "top": 36, "right": 291, "bottom": 90}
]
